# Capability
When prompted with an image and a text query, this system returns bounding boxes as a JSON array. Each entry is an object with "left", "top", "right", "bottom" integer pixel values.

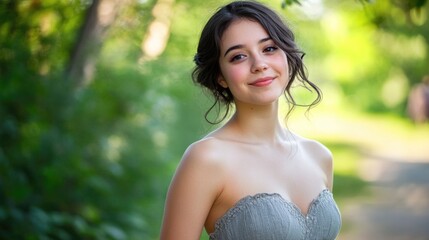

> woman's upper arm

[
  {"left": 160, "top": 142, "right": 223, "bottom": 240},
  {"left": 317, "top": 142, "right": 334, "bottom": 191},
  {"left": 324, "top": 148, "right": 334, "bottom": 191},
  {"left": 307, "top": 139, "right": 334, "bottom": 191}
]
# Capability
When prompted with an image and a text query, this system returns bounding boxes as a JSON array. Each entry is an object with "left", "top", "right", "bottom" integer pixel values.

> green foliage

[
  {"left": 0, "top": 0, "right": 171, "bottom": 239},
  {"left": 281, "top": 0, "right": 301, "bottom": 9},
  {"left": 281, "top": 0, "right": 429, "bottom": 116},
  {"left": 0, "top": 0, "right": 208, "bottom": 237},
  {"left": 352, "top": 0, "right": 429, "bottom": 115},
  {"left": 1, "top": 0, "right": 86, "bottom": 238}
]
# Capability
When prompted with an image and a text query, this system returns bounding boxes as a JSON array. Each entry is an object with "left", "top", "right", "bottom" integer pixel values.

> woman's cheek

[
  {"left": 226, "top": 66, "right": 247, "bottom": 84},
  {"left": 276, "top": 53, "right": 289, "bottom": 70}
]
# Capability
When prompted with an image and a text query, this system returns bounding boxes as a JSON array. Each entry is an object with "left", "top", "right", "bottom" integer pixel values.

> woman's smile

[{"left": 249, "top": 76, "right": 276, "bottom": 87}]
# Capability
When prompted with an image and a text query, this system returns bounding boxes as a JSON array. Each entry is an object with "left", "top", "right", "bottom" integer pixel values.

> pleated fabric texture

[{"left": 209, "top": 189, "right": 341, "bottom": 240}]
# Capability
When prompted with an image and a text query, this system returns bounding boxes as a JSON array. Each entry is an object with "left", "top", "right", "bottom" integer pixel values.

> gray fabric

[{"left": 209, "top": 189, "right": 341, "bottom": 240}]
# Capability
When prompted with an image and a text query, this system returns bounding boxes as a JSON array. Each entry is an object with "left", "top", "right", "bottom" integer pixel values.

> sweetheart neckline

[{"left": 209, "top": 189, "right": 332, "bottom": 236}]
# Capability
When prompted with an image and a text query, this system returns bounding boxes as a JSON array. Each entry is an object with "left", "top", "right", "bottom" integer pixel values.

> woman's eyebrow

[
  {"left": 223, "top": 37, "right": 272, "bottom": 57},
  {"left": 223, "top": 44, "right": 243, "bottom": 57}
]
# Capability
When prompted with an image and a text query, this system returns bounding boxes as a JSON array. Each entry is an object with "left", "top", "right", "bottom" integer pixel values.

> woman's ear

[{"left": 218, "top": 75, "right": 228, "bottom": 88}]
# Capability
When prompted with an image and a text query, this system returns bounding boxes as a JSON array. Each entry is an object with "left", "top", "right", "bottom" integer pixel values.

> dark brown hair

[{"left": 193, "top": 0, "right": 321, "bottom": 124}]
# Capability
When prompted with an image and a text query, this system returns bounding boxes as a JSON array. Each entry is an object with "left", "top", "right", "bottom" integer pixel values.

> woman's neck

[{"left": 226, "top": 101, "right": 287, "bottom": 145}]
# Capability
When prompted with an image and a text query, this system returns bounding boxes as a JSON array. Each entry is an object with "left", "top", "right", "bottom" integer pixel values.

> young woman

[{"left": 160, "top": 1, "right": 341, "bottom": 239}]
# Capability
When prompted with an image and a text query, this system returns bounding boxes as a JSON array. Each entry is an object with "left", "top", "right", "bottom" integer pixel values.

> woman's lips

[{"left": 250, "top": 77, "right": 274, "bottom": 87}]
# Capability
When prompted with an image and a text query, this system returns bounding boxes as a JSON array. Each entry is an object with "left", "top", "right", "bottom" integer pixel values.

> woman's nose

[{"left": 251, "top": 56, "right": 268, "bottom": 73}]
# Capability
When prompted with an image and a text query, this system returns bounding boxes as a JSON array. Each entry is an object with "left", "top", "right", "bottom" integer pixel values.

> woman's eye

[
  {"left": 264, "top": 46, "right": 278, "bottom": 52},
  {"left": 230, "top": 54, "right": 246, "bottom": 62}
]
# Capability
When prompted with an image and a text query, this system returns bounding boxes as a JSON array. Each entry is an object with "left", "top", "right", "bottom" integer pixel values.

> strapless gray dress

[{"left": 209, "top": 189, "right": 341, "bottom": 240}]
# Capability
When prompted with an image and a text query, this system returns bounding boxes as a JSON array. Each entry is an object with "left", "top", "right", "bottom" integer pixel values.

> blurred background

[{"left": 1, "top": 0, "right": 428, "bottom": 239}]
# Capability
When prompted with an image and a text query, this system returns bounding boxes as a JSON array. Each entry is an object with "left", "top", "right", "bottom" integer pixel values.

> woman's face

[{"left": 218, "top": 19, "right": 289, "bottom": 107}]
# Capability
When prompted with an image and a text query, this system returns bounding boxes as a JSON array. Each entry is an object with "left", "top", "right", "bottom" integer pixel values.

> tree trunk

[{"left": 66, "top": 0, "right": 124, "bottom": 87}]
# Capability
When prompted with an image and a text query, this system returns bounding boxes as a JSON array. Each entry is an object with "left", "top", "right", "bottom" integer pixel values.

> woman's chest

[{"left": 209, "top": 190, "right": 342, "bottom": 240}]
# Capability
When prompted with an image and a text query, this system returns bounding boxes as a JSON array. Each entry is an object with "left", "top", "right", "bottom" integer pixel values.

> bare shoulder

[
  {"left": 291, "top": 132, "right": 332, "bottom": 162},
  {"left": 181, "top": 136, "right": 228, "bottom": 169},
  {"left": 160, "top": 137, "right": 227, "bottom": 239},
  {"left": 173, "top": 137, "right": 228, "bottom": 196}
]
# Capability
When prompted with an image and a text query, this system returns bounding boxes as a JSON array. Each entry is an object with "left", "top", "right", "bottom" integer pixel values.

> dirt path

[{"left": 338, "top": 156, "right": 429, "bottom": 240}]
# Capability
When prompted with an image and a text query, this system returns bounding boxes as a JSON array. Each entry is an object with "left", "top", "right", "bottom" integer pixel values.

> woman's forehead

[{"left": 220, "top": 19, "right": 269, "bottom": 48}]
